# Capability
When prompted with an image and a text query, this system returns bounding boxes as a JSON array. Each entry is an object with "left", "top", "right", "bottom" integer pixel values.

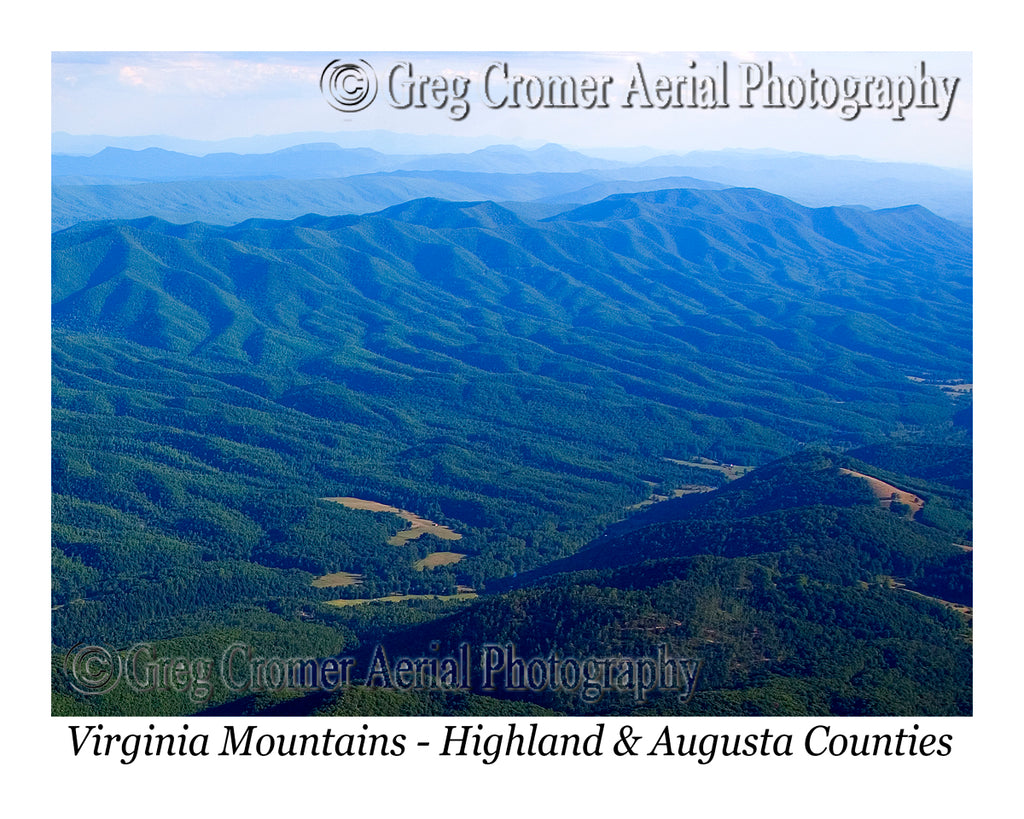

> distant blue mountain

[
  {"left": 396, "top": 143, "right": 624, "bottom": 173},
  {"left": 51, "top": 170, "right": 726, "bottom": 231},
  {"left": 52, "top": 142, "right": 629, "bottom": 185},
  {"left": 631, "top": 150, "right": 972, "bottom": 226},
  {"left": 51, "top": 129, "right": 529, "bottom": 156},
  {"left": 51, "top": 142, "right": 973, "bottom": 230},
  {"left": 51, "top": 144, "right": 406, "bottom": 183}
]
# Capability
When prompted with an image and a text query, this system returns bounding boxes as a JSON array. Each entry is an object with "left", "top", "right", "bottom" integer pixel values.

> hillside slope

[{"left": 52, "top": 189, "right": 972, "bottom": 713}]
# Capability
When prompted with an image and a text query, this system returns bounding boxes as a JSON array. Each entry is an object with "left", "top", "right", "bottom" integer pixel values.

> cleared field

[
  {"left": 325, "top": 592, "right": 478, "bottom": 608},
  {"left": 626, "top": 492, "right": 668, "bottom": 511},
  {"left": 323, "top": 496, "right": 463, "bottom": 546},
  {"left": 413, "top": 551, "right": 465, "bottom": 571},
  {"left": 627, "top": 484, "right": 715, "bottom": 510},
  {"left": 674, "top": 485, "right": 717, "bottom": 495},
  {"left": 311, "top": 571, "right": 364, "bottom": 588},
  {"left": 839, "top": 468, "right": 924, "bottom": 517},
  {"left": 389, "top": 526, "right": 461, "bottom": 547},
  {"left": 906, "top": 376, "right": 973, "bottom": 395},
  {"left": 663, "top": 457, "right": 753, "bottom": 480}
]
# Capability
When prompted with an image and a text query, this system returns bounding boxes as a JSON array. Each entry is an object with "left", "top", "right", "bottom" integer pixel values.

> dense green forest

[
  {"left": 286, "top": 450, "right": 972, "bottom": 717},
  {"left": 52, "top": 184, "right": 971, "bottom": 717},
  {"left": 53, "top": 448, "right": 972, "bottom": 717}
]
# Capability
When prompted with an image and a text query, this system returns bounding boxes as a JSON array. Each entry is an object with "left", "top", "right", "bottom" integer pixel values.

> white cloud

[{"left": 118, "top": 66, "right": 146, "bottom": 87}]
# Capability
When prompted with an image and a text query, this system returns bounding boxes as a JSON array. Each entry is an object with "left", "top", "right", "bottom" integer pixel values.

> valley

[{"left": 663, "top": 457, "right": 754, "bottom": 480}]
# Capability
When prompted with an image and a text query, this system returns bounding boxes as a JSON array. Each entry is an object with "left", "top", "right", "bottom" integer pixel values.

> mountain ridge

[
  {"left": 52, "top": 181, "right": 973, "bottom": 717},
  {"left": 52, "top": 143, "right": 973, "bottom": 229}
]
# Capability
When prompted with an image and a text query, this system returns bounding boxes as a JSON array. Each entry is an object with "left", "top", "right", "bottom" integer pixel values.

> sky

[{"left": 51, "top": 51, "right": 972, "bottom": 167}]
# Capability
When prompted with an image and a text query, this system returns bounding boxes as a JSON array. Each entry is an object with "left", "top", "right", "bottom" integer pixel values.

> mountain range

[
  {"left": 52, "top": 142, "right": 973, "bottom": 229},
  {"left": 51, "top": 137, "right": 973, "bottom": 718}
]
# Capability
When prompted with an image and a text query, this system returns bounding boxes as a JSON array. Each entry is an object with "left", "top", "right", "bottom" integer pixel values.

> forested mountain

[
  {"left": 54, "top": 449, "right": 971, "bottom": 717},
  {"left": 52, "top": 142, "right": 972, "bottom": 229},
  {"left": 339, "top": 451, "right": 972, "bottom": 716},
  {"left": 52, "top": 181, "right": 972, "bottom": 717},
  {"left": 50, "top": 171, "right": 726, "bottom": 231},
  {"left": 636, "top": 150, "right": 973, "bottom": 225}
]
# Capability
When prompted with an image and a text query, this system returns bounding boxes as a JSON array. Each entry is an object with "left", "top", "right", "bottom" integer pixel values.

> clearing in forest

[
  {"left": 906, "top": 376, "right": 973, "bottom": 396},
  {"left": 879, "top": 576, "right": 972, "bottom": 621},
  {"left": 325, "top": 592, "right": 478, "bottom": 607},
  {"left": 662, "top": 457, "right": 754, "bottom": 480},
  {"left": 839, "top": 468, "right": 924, "bottom": 517},
  {"left": 311, "top": 571, "right": 364, "bottom": 588},
  {"left": 323, "top": 496, "right": 463, "bottom": 545},
  {"left": 413, "top": 551, "right": 465, "bottom": 570},
  {"left": 626, "top": 484, "right": 715, "bottom": 510}
]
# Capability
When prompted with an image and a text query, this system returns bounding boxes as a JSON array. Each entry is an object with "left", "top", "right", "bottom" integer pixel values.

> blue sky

[{"left": 52, "top": 51, "right": 972, "bottom": 167}]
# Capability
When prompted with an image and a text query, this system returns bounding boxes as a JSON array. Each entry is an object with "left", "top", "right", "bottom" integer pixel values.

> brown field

[
  {"left": 663, "top": 457, "right": 753, "bottom": 480},
  {"left": 311, "top": 571, "right": 364, "bottom": 588},
  {"left": 323, "top": 496, "right": 463, "bottom": 546},
  {"left": 839, "top": 469, "right": 924, "bottom": 517},
  {"left": 413, "top": 551, "right": 465, "bottom": 571},
  {"left": 325, "top": 592, "right": 478, "bottom": 608}
]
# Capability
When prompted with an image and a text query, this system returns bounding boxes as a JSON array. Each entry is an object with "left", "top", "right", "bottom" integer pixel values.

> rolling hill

[
  {"left": 51, "top": 186, "right": 972, "bottom": 716},
  {"left": 290, "top": 448, "right": 971, "bottom": 717}
]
